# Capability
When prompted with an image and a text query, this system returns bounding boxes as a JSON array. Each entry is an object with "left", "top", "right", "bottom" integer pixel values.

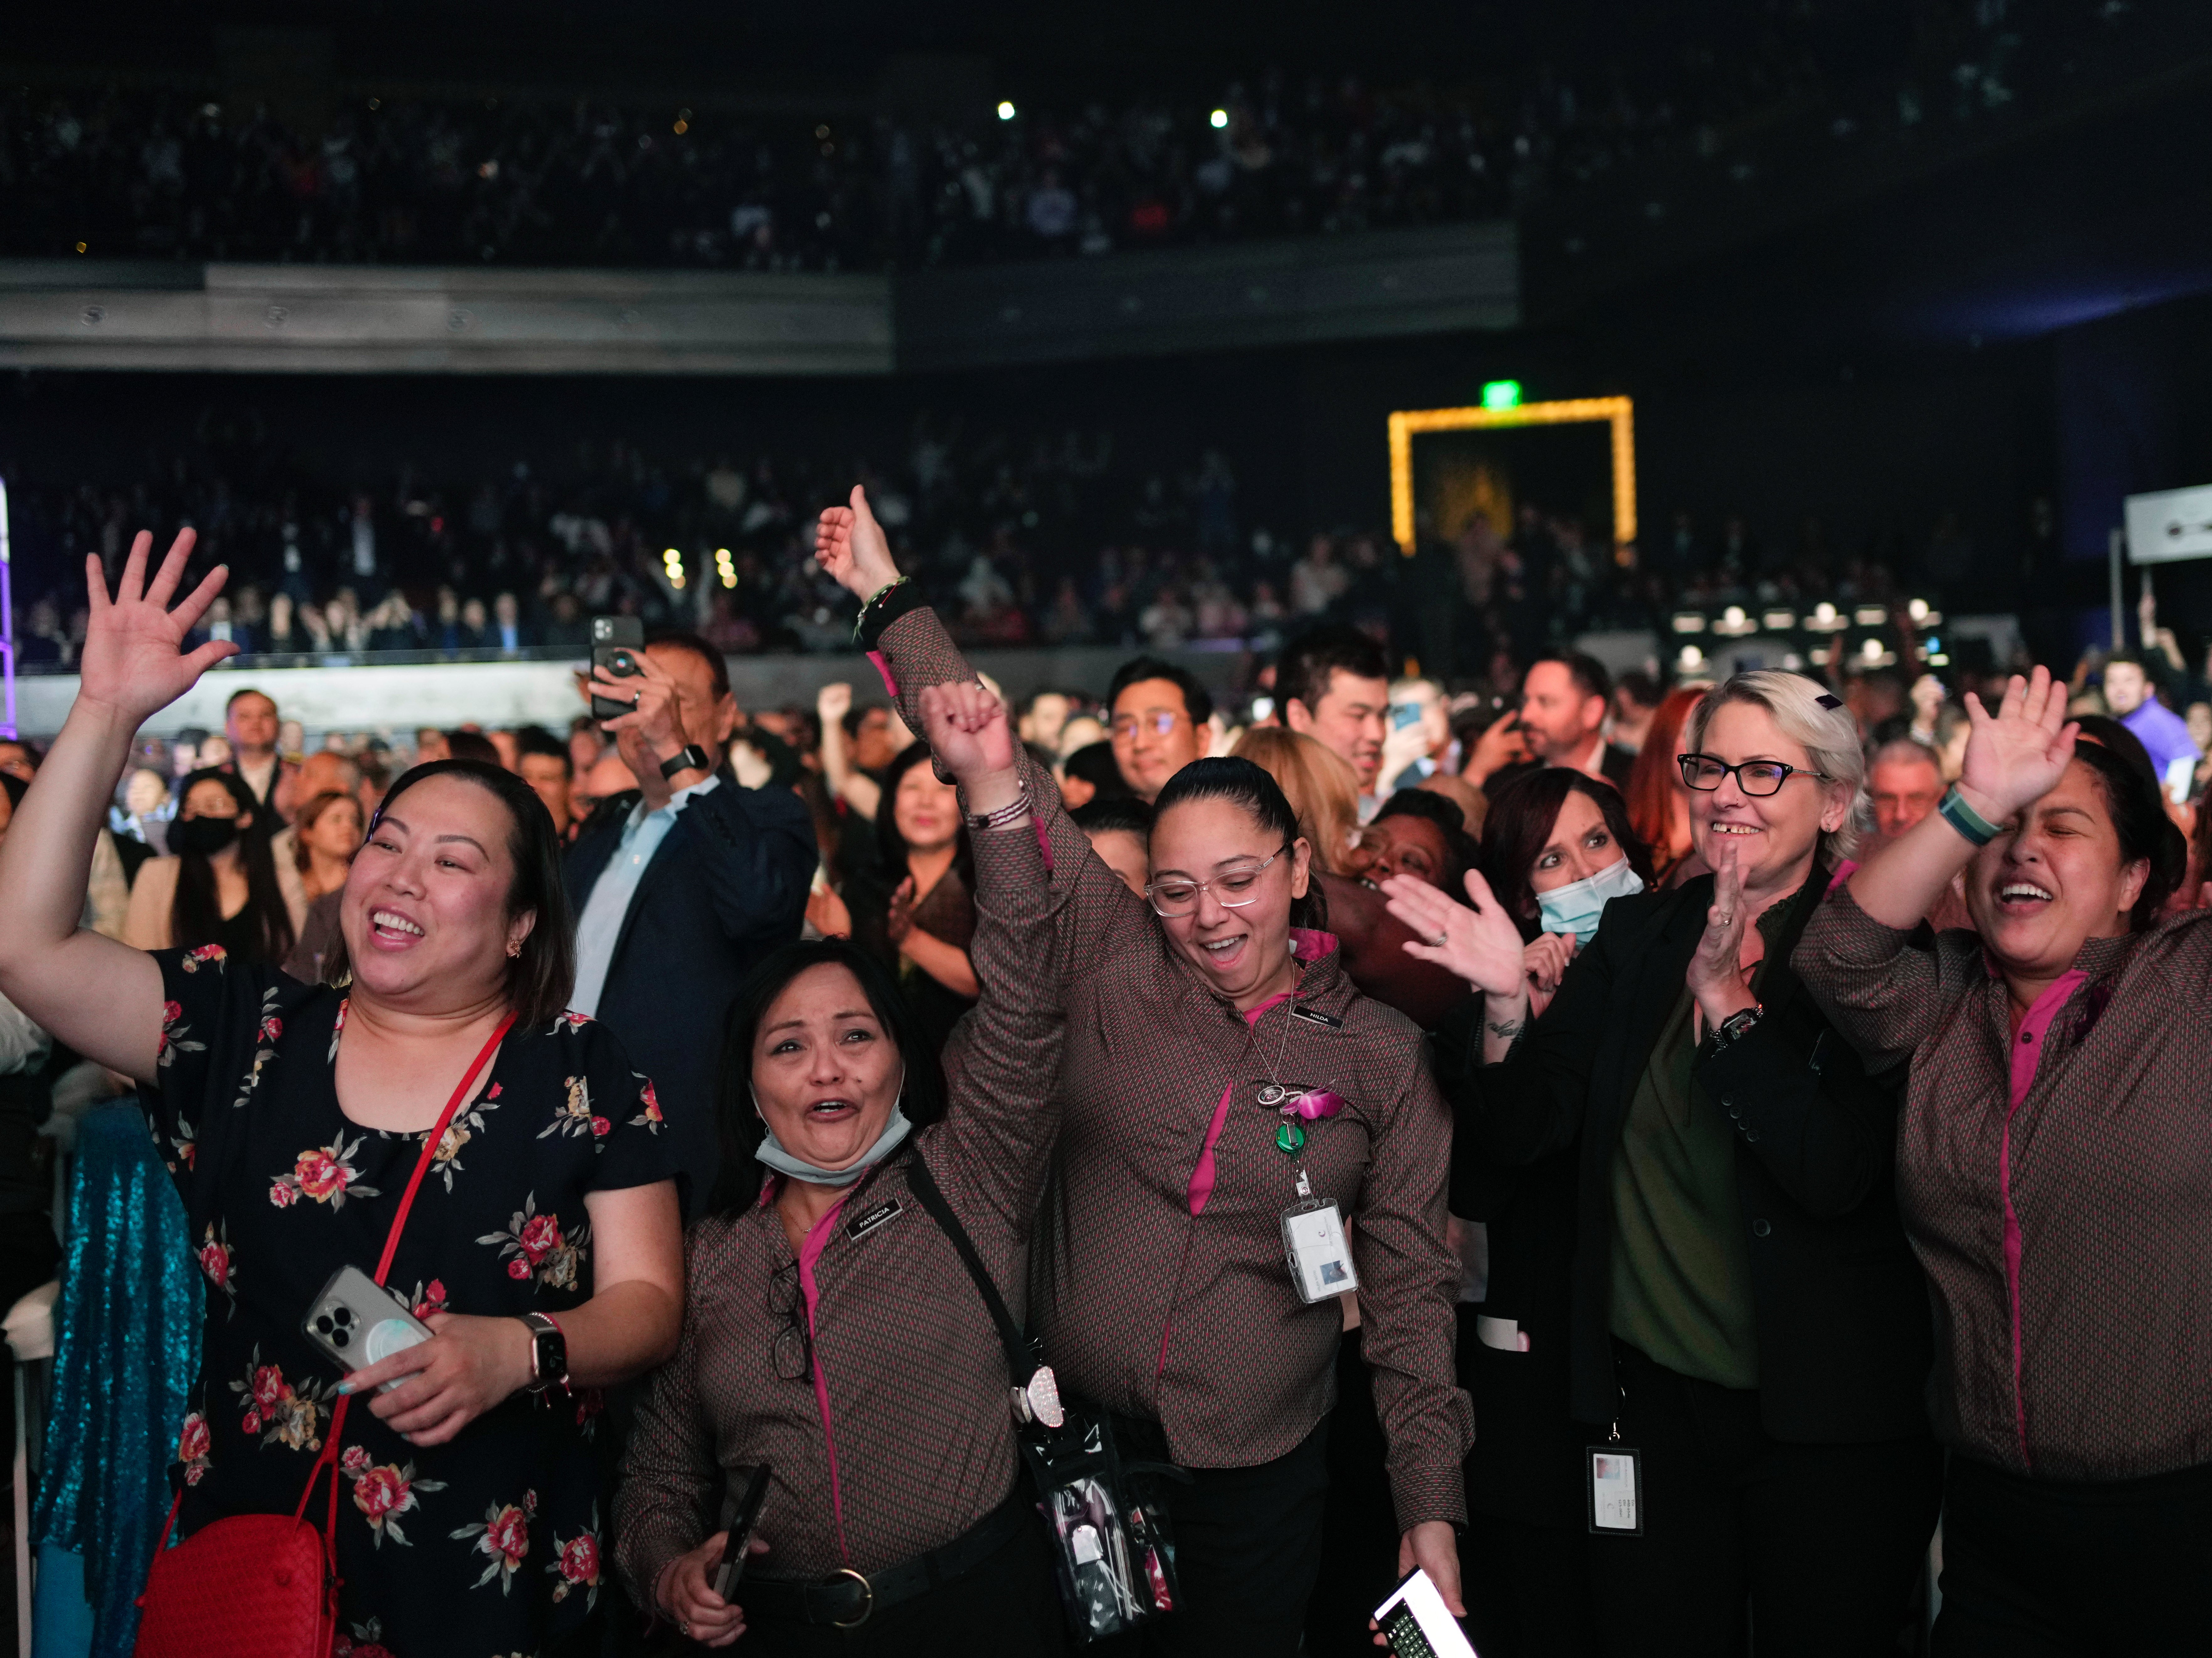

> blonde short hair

[
  {"left": 1230, "top": 727, "right": 1361, "bottom": 875},
  {"left": 1685, "top": 671, "right": 1866, "bottom": 864}
]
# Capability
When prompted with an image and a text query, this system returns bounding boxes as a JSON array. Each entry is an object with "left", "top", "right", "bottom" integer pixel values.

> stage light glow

[
  {"left": 1853, "top": 605, "right": 1889, "bottom": 627},
  {"left": 997, "top": 101, "right": 1017, "bottom": 121},
  {"left": 715, "top": 548, "right": 736, "bottom": 589},
  {"left": 1481, "top": 380, "right": 1522, "bottom": 410},
  {"left": 1210, "top": 109, "right": 1229, "bottom": 129},
  {"left": 1388, "top": 395, "right": 1635, "bottom": 555},
  {"left": 663, "top": 547, "right": 687, "bottom": 590}
]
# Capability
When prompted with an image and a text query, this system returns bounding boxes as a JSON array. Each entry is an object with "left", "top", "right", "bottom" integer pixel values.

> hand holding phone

[
  {"left": 589, "top": 616, "right": 647, "bottom": 721},
  {"left": 710, "top": 1464, "right": 772, "bottom": 1600},
  {"left": 1372, "top": 1567, "right": 1476, "bottom": 1657}
]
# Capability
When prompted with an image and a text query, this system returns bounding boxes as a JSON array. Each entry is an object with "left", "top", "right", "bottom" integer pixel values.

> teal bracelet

[{"left": 1937, "top": 785, "right": 2002, "bottom": 847}]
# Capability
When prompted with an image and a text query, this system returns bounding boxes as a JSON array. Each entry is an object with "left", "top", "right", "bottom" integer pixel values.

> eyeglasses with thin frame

[
  {"left": 1676, "top": 753, "right": 1832, "bottom": 797},
  {"left": 1112, "top": 711, "right": 1186, "bottom": 740},
  {"left": 1145, "top": 844, "right": 1292, "bottom": 917},
  {"left": 769, "top": 1259, "right": 813, "bottom": 1382}
]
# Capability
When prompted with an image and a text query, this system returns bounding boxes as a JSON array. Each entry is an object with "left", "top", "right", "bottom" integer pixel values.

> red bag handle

[{"left": 151, "top": 1009, "right": 518, "bottom": 1560}]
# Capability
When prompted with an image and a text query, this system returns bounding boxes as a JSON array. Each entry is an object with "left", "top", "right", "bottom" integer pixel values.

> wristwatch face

[{"left": 532, "top": 1323, "right": 566, "bottom": 1387}]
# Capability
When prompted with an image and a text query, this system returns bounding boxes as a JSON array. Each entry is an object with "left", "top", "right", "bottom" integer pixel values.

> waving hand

[{"left": 78, "top": 530, "right": 238, "bottom": 722}]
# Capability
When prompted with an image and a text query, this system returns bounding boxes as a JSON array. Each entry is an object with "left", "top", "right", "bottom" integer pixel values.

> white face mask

[{"left": 1535, "top": 856, "right": 1645, "bottom": 945}]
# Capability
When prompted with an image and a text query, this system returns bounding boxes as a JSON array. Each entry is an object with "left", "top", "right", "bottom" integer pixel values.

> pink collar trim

[{"left": 1288, "top": 927, "right": 1338, "bottom": 963}]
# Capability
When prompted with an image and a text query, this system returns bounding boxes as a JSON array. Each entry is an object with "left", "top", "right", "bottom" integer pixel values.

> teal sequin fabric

[{"left": 35, "top": 1101, "right": 202, "bottom": 1658}]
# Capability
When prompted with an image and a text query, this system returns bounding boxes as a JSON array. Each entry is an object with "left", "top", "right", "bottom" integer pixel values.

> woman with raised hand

[
  {"left": 815, "top": 489, "right": 1469, "bottom": 1657},
  {"left": 0, "top": 530, "right": 684, "bottom": 1657},
  {"left": 1387, "top": 672, "right": 1938, "bottom": 1658},
  {"left": 1798, "top": 667, "right": 2208, "bottom": 1655},
  {"left": 616, "top": 679, "right": 1068, "bottom": 1655}
]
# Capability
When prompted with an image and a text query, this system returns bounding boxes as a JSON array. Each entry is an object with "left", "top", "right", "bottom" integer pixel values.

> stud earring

[{"left": 506, "top": 939, "right": 522, "bottom": 958}]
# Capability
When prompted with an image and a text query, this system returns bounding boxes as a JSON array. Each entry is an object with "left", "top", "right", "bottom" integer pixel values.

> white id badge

[
  {"left": 1282, "top": 1201, "right": 1359, "bottom": 1304},
  {"left": 1587, "top": 1445, "right": 1643, "bottom": 1535}
]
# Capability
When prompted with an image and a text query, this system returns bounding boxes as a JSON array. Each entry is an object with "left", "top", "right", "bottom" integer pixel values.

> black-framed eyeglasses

[
  {"left": 1677, "top": 754, "right": 1832, "bottom": 797},
  {"left": 769, "top": 1259, "right": 813, "bottom": 1382},
  {"left": 1144, "top": 844, "right": 1292, "bottom": 918}
]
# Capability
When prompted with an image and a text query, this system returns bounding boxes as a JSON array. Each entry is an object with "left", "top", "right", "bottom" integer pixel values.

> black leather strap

[
  {"left": 736, "top": 1488, "right": 1029, "bottom": 1626},
  {"left": 901, "top": 1145, "right": 1039, "bottom": 1391}
]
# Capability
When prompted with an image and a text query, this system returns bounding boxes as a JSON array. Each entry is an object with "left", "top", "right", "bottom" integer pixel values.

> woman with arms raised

[
  {"left": 0, "top": 532, "right": 684, "bottom": 1656},
  {"left": 1388, "top": 672, "right": 1937, "bottom": 1658},
  {"left": 816, "top": 490, "right": 1469, "bottom": 1655},
  {"left": 1797, "top": 667, "right": 2207, "bottom": 1655},
  {"left": 617, "top": 680, "right": 1067, "bottom": 1654}
]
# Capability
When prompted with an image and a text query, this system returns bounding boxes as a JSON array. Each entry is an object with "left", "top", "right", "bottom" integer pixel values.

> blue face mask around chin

[{"left": 1535, "top": 856, "right": 1645, "bottom": 946}]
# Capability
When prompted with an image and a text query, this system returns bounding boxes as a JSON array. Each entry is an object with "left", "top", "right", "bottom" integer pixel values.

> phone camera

[
  {"left": 332, "top": 1329, "right": 351, "bottom": 1348},
  {"left": 332, "top": 1307, "right": 354, "bottom": 1326},
  {"left": 314, "top": 1314, "right": 334, "bottom": 1334}
]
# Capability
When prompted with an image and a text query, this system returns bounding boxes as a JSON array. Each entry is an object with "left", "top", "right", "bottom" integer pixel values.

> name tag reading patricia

[
  {"left": 845, "top": 1197, "right": 904, "bottom": 1242},
  {"left": 1290, "top": 1005, "right": 1345, "bottom": 1029},
  {"left": 1587, "top": 1446, "right": 1643, "bottom": 1535}
]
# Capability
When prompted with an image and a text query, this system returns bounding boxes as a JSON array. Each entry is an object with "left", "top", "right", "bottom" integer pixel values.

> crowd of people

[
  {"left": 11, "top": 396, "right": 2016, "bottom": 701},
  {"left": 0, "top": 486, "right": 2204, "bottom": 1655},
  {"left": 1, "top": 2, "right": 2146, "bottom": 271}
]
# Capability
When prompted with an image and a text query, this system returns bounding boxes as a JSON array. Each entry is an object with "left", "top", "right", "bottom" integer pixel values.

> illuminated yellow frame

[{"left": 1387, "top": 395, "right": 1637, "bottom": 554}]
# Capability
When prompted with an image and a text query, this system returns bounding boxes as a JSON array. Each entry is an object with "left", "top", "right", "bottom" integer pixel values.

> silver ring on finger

[
  {"left": 1430, "top": 932, "right": 1448, "bottom": 947},
  {"left": 1716, "top": 913, "right": 1734, "bottom": 926},
  {"left": 633, "top": 690, "right": 642, "bottom": 708},
  {"left": 680, "top": 1621, "right": 691, "bottom": 1638}
]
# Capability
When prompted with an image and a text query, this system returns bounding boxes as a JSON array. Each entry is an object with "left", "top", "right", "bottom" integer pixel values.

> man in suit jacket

[{"left": 565, "top": 630, "right": 815, "bottom": 1219}]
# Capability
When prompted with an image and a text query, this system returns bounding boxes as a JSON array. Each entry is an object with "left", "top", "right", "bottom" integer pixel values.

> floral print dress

[{"left": 144, "top": 946, "right": 677, "bottom": 1658}]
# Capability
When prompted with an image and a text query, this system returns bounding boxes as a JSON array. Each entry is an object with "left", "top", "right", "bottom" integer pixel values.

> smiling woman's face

[
  {"left": 1966, "top": 758, "right": 2146, "bottom": 975},
  {"left": 750, "top": 963, "right": 904, "bottom": 1173},
  {"left": 1148, "top": 794, "right": 1311, "bottom": 1007},
  {"left": 892, "top": 763, "right": 959, "bottom": 855},
  {"left": 1688, "top": 700, "right": 1845, "bottom": 893},
  {"left": 341, "top": 774, "right": 531, "bottom": 1011}
]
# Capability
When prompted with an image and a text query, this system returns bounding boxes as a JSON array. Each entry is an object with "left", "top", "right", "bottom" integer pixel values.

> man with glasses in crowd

[{"left": 1106, "top": 655, "right": 1213, "bottom": 802}]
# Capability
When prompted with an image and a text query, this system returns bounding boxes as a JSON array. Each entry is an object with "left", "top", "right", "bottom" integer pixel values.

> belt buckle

[{"left": 830, "top": 1566, "right": 874, "bottom": 1628}]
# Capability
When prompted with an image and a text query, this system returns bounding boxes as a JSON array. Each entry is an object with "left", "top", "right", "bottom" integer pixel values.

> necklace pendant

[
  {"left": 1275, "top": 1122, "right": 1306, "bottom": 1155},
  {"left": 1256, "top": 1084, "right": 1289, "bottom": 1108}
]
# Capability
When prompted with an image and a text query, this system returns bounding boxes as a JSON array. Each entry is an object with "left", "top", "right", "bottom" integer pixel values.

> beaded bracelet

[{"left": 850, "top": 574, "right": 909, "bottom": 643}]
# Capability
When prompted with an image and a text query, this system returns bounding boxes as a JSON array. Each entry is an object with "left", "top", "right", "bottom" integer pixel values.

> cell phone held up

[
  {"left": 590, "top": 616, "right": 646, "bottom": 722},
  {"left": 711, "top": 1464, "right": 772, "bottom": 1600}
]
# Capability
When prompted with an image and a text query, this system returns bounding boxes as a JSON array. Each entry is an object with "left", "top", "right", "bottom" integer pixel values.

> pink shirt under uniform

[{"left": 1799, "top": 887, "right": 2212, "bottom": 1480}]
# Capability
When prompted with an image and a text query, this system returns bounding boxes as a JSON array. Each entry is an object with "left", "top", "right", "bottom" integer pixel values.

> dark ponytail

[
  {"left": 1151, "top": 756, "right": 1328, "bottom": 931},
  {"left": 2071, "top": 741, "right": 2186, "bottom": 929}
]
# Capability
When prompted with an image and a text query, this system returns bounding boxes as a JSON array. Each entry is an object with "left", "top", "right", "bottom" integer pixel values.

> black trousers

[
  {"left": 1932, "top": 1452, "right": 2212, "bottom": 1656},
  {"left": 1097, "top": 1415, "right": 1331, "bottom": 1658},
  {"left": 734, "top": 1506, "right": 1068, "bottom": 1657},
  {"left": 1461, "top": 1512, "right": 1597, "bottom": 1658},
  {"left": 1305, "top": 1331, "right": 1409, "bottom": 1657},
  {"left": 1588, "top": 1341, "right": 1941, "bottom": 1658}
]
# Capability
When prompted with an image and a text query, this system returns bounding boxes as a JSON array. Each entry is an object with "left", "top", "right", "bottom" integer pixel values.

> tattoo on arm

[{"left": 1485, "top": 1019, "right": 1524, "bottom": 1042}]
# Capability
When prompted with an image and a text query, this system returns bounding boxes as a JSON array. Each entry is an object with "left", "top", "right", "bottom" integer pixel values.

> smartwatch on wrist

[
  {"left": 659, "top": 744, "right": 712, "bottom": 782},
  {"left": 1703, "top": 1003, "right": 1765, "bottom": 1058},
  {"left": 519, "top": 1312, "right": 568, "bottom": 1394}
]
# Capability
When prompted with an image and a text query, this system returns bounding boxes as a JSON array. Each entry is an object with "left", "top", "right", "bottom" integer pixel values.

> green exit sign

[{"left": 1481, "top": 380, "right": 1522, "bottom": 410}]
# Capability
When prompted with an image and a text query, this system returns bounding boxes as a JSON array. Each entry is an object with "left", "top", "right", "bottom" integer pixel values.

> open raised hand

[
  {"left": 814, "top": 485, "right": 901, "bottom": 604},
  {"left": 1959, "top": 665, "right": 2077, "bottom": 824},
  {"left": 917, "top": 680, "right": 1015, "bottom": 789},
  {"left": 1381, "top": 869, "right": 1529, "bottom": 1001},
  {"left": 78, "top": 530, "right": 237, "bottom": 723}
]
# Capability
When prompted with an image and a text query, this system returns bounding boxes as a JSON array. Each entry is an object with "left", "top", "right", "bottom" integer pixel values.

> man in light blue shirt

[
  {"left": 2103, "top": 653, "right": 2199, "bottom": 799},
  {"left": 564, "top": 632, "right": 815, "bottom": 1216}
]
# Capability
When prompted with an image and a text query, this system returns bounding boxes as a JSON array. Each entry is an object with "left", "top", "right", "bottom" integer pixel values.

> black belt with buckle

[{"left": 736, "top": 1489, "right": 1030, "bottom": 1628}]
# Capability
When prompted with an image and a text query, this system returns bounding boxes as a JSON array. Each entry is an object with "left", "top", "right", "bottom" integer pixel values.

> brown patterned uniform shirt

[
  {"left": 1800, "top": 887, "right": 2212, "bottom": 1479},
  {"left": 613, "top": 821, "right": 1061, "bottom": 1591},
  {"left": 865, "top": 605, "right": 1472, "bottom": 1530}
]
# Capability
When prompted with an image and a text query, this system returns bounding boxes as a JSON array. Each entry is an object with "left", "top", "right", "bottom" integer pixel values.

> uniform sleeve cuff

[{"left": 856, "top": 581, "right": 928, "bottom": 652}]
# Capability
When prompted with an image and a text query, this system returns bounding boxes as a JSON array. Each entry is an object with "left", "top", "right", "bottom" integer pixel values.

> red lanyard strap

[
  {"left": 289, "top": 1006, "right": 518, "bottom": 1524},
  {"left": 371, "top": 1008, "right": 516, "bottom": 1286}
]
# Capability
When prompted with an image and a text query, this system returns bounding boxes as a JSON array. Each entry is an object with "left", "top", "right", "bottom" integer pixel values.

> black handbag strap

[{"left": 902, "top": 1144, "right": 1039, "bottom": 1390}]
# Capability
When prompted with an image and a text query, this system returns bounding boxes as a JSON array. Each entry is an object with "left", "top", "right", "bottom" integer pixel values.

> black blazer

[
  {"left": 1437, "top": 866, "right": 1932, "bottom": 1442},
  {"left": 564, "top": 773, "right": 816, "bottom": 1219}
]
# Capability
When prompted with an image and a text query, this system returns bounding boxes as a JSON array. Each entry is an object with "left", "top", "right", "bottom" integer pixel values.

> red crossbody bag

[{"left": 131, "top": 1010, "right": 516, "bottom": 1658}]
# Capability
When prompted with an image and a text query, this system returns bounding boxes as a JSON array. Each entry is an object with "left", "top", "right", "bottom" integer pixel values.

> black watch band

[
  {"left": 520, "top": 1312, "right": 567, "bottom": 1394},
  {"left": 659, "top": 744, "right": 712, "bottom": 781}
]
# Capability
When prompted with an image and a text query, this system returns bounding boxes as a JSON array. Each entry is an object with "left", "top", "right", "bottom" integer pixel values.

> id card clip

[
  {"left": 1282, "top": 1197, "right": 1358, "bottom": 1304},
  {"left": 1586, "top": 1423, "right": 1643, "bottom": 1536}
]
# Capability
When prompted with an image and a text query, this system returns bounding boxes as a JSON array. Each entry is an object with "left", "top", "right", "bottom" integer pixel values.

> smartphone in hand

[
  {"left": 710, "top": 1465, "right": 772, "bottom": 1600},
  {"left": 590, "top": 616, "right": 646, "bottom": 722}
]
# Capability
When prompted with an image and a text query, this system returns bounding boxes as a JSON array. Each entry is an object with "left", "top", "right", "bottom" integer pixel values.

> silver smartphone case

[{"left": 302, "top": 1264, "right": 432, "bottom": 1390}]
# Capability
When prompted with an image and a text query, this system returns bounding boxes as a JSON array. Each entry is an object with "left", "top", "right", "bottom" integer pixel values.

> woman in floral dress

[{"left": 0, "top": 529, "right": 684, "bottom": 1658}]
